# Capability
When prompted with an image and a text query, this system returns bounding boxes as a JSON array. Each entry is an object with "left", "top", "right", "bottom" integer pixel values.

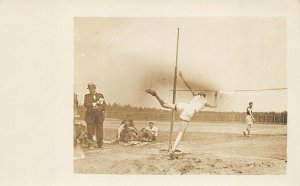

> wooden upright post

[{"left": 168, "top": 28, "right": 180, "bottom": 150}]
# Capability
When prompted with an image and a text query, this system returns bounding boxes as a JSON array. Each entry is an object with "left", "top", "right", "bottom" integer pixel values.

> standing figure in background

[
  {"left": 243, "top": 102, "right": 255, "bottom": 137},
  {"left": 84, "top": 82, "right": 106, "bottom": 149}
]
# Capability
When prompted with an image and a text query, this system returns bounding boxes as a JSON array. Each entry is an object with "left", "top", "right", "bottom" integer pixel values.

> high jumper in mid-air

[{"left": 145, "top": 71, "right": 223, "bottom": 159}]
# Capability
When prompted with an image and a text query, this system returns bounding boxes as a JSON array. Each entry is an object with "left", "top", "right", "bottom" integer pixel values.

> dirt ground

[{"left": 74, "top": 120, "right": 287, "bottom": 175}]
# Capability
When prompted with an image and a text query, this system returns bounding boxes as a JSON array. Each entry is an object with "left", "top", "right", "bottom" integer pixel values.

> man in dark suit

[{"left": 84, "top": 83, "right": 106, "bottom": 148}]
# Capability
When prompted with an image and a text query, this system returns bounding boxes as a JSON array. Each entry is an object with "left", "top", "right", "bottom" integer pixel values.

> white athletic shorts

[
  {"left": 246, "top": 115, "right": 253, "bottom": 125},
  {"left": 176, "top": 103, "right": 196, "bottom": 122}
]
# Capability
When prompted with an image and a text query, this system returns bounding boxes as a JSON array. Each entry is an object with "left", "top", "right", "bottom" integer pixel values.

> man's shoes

[
  {"left": 243, "top": 131, "right": 247, "bottom": 136},
  {"left": 145, "top": 89, "right": 157, "bottom": 96}
]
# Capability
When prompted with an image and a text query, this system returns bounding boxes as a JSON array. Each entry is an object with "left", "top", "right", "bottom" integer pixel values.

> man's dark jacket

[{"left": 84, "top": 93, "right": 106, "bottom": 123}]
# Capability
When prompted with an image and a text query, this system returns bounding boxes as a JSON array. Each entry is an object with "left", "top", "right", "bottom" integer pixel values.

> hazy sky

[{"left": 74, "top": 17, "right": 287, "bottom": 112}]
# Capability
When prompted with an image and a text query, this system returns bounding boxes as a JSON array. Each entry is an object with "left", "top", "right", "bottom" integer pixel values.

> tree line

[{"left": 77, "top": 102, "right": 287, "bottom": 115}]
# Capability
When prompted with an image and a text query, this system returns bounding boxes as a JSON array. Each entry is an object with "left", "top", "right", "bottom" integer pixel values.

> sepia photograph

[
  {"left": 2, "top": 0, "right": 300, "bottom": 185},
  {"left": 73, "top": 17, "right": 287, "bottom": 175}
]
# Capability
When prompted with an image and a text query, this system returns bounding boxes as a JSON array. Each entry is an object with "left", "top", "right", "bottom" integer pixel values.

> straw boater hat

[{"left": 86, "top": 82, "right": 96, "bottom": 89}]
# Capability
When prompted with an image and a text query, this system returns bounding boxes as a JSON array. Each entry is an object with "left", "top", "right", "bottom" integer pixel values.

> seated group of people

[{"left": 117, "top": 113, "right": 158, "bottom": 144}]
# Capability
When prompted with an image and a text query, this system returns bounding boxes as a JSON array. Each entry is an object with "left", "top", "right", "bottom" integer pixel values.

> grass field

[{"left": 74, "top": 120, "right": 287, "bottom": 175}]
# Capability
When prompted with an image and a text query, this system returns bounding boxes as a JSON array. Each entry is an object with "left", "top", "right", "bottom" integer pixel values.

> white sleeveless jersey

[
  {"left": 190, "top": 95, "right": 207, "bottom": 113},
  {"left": 176, "top": 95, "right": 207, "bottom": 122}
]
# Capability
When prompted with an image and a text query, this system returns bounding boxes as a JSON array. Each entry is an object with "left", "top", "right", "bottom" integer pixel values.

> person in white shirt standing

[
  {"left": 243, "top": 102, "right": 255, "bottom": 137},
  {"left": 145, "top": 71, "right": 222, "bottom": 159}
]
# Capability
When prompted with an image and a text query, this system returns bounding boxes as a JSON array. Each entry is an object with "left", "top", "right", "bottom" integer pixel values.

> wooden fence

[{"left": 77, "top": 110, "right": 287, "bottom": 124}]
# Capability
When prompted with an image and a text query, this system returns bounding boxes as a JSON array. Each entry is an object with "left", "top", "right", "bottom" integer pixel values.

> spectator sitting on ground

[
  {"left": 121, "top": 113, "right": 136, "bottom": 128},
  {"left": 140, "top": 121, "right": 158, "bottom": 142},
  {"left": 118, "top": 121, "right": 138, "bottom": 144},
  {"left": 74, "top": 122, "right": 87, "bottom": 146},
  {"left": 139, "top": 128, "right": 152, "bottom": 142},
  {"left": 117, "top": 112, "right": 138, "bottom": 139}
]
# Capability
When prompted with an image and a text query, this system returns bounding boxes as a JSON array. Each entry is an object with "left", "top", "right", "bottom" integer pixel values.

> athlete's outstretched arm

[
  {"left": 179, "top": 71, "right": 196, "bottom": 96},
  {"left": 205, "top": 91, "right": 220, "bottom": 108}
]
